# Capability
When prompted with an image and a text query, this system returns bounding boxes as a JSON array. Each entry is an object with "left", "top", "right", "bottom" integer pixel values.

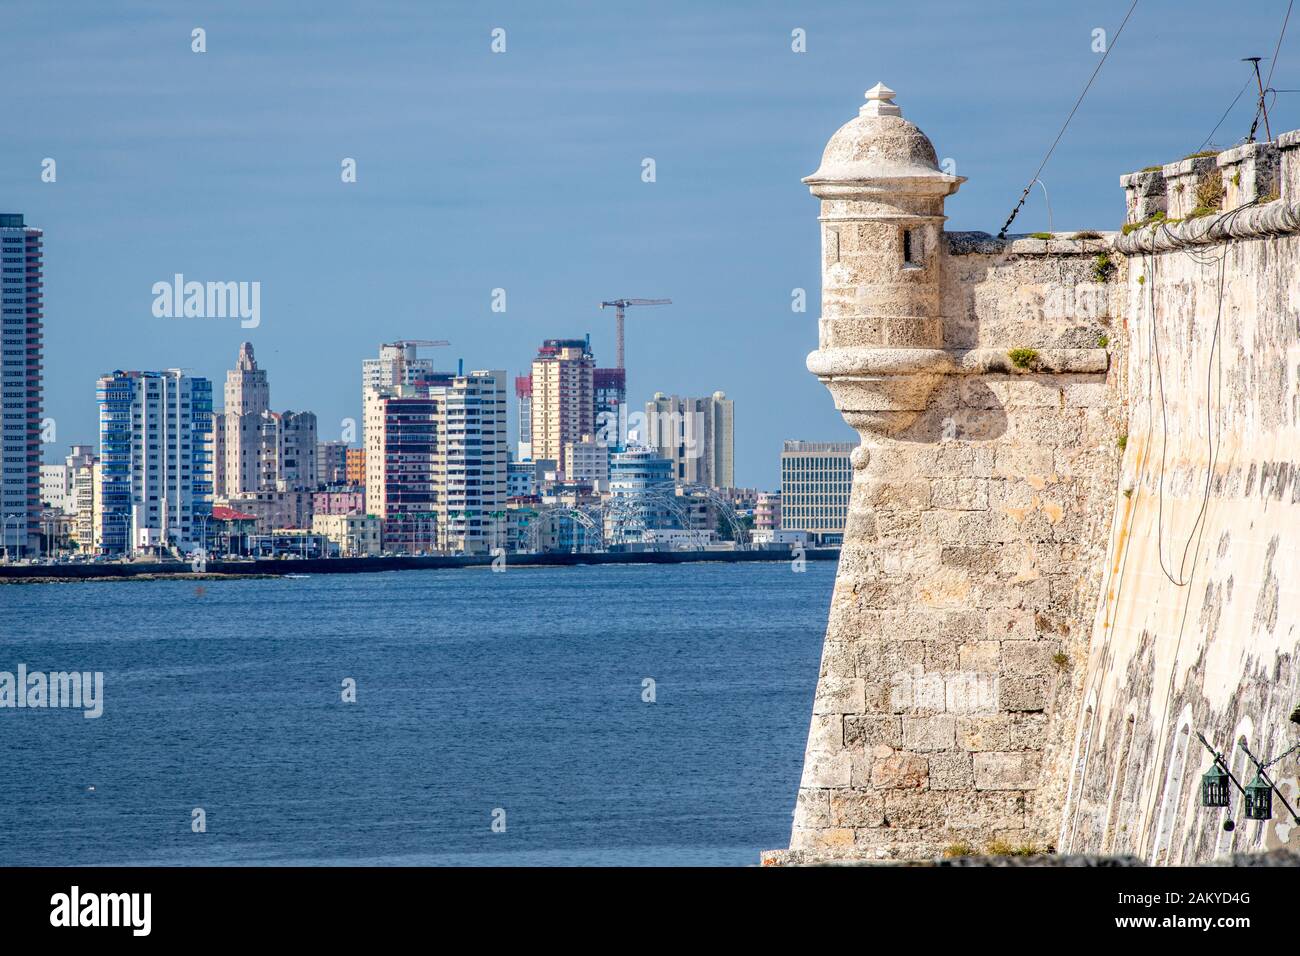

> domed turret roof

[{"left": 804, "top": 83, "right": 963, "bottom": 193}]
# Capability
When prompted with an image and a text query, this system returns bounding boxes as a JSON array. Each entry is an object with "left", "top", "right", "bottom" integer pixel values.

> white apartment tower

[
  {"left": 431, "top": 370, "right": 507, "bottom": 554},
  {"left": 95, "top": 369, "right": 214, "bottom": 554}
]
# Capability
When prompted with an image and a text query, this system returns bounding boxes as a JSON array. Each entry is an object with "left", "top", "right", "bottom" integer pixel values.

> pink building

[
  {"left": 312, "top": 487, "right": 366, "bottom": 516},
  {"left": 755, "top": 491, "right": 781, "bottom": 531}
]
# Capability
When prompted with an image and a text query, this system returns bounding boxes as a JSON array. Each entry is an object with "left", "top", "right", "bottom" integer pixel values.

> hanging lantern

[
  {"left": 1243, "top": 773, "right": 1273, "bottom": 820},
  {"left": 1200, "top": 763, "right": 1231, "bottom": 808}
]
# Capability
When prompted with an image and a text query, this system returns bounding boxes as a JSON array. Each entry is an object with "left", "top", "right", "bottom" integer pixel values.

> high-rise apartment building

[
  {"left": 529, "top": 338, "right": 593, "bottom": 475},
  {"left": 255, "top": 410, "right": 317, "bottom": 489},
  {"left": 644, "top": 391, "right": 734, "bottom": 490},
  {"left": 361, "top": 341, "right": 437, "bottom": 414},
  {"left": 593, "top": 368, "right": 626, "bottom": 435},
  {"left": 364, "top": 370, "right": 507, "bottom": 555},
  {"left": 430, "top": 369, "right": 507, "bottom": 554},
  {"left": 365, "top": 386, "right": 438, "bottom": 554},
  {"left": 318, "top": 439, "right": 349, "bottom": 485},
  {"left": 95, "top": 369, "right": 213, "bottom": 554},
  {"left": 779, "top": 440, "right": 852, "bottom": 545},
  {"left": 219, "top": 343, "right": 316, "bottom": 496},
  {"left": 345, "top": 447, "right": 366, "bottom": 485},
  {"left": 514, "top": 374, "right": 532, "bottom": 461},
  {"left": 222, "top": 341, "right": 270, "bottom": 494},
  {"left": 0, "top": 213, "right": 42, "bottom": 558}
]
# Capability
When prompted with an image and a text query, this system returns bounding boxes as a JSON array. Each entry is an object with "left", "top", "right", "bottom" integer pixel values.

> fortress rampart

[{"left": 766, "top": 85, "right": 1300, "bottom": 864}]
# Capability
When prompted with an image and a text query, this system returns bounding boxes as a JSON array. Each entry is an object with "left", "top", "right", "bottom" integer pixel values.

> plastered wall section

[{"left": 1058, "top": 227, "right": 1300, "bottom": 863}]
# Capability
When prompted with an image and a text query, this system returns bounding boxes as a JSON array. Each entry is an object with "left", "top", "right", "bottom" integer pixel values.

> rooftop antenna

[{"left": 1244, "top": 57, "right": 1273, "bottom": 142}]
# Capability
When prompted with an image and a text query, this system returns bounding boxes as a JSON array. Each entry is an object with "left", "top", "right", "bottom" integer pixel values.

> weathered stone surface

[
  {"left": 902, "top": 715, "right": 956, "bottom": 752},
  {"left": 843, "top": 714, "right": 902, "bottom": 748},
  {"left": 927, "top": 752, "right": 975, "bottom": 790},
  {"left": 870, "top": 754, "right": 929, "bottom": 789},
  {"left": 974, "top": 752, "right": 1042, "bottom": 790},
  {"left": 830, "top": 790, "right": 886, "bottom": 828},
  {"left": 812, "top": 677, "right": 866, "bottom": 715}
]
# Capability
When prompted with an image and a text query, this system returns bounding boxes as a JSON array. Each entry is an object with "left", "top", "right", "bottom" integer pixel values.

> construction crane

[
  {"left": 599, "top": 298, "right": 670, "bottom": 369},
  {"left": 388, "top": 339, "right": 450, "bottom": 350}
]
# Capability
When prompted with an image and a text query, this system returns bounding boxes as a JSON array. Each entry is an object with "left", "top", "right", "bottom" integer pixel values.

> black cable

[
  {"left": 998, "top": 0, "right": 1141, "bottom": 237},
  {"left": 1197, "top": 79, "right": 1252, "bottom": 153},
  {"left": 1265, "top": 0, "right": 1295, "bottom": 90},
  {"left": 1146, "top": 198, "right": 1259, "bottom": 586}
]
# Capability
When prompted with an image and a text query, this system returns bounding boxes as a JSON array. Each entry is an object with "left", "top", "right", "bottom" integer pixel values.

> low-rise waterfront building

[
  {"left": 312, "top": 512, "right": 381, "bottom": 557},
  {"left": 755, "top": 491, "right": 781, "bottom": 531}
]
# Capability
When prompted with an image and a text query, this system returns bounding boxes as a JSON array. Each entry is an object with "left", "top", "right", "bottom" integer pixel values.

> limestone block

[
  {"left": 1000, "top": 640, "right": 1058, "bottom": 677},
  {"left": 994, "top": 445, "right": 1056, "bottom": 480},
  {"left": 998, "top": 675, "right": 1050, "bottom": 712},
  {"left": 854, "top": 637, "right": 925, "bottom": 674},
  {"left": 813, "top": 676, "right": 866, "bottom": 714},
  {"left": 808, "top": 713, "right": 845, "bottom": 753},
  {"left": 791, "top": 826, "right": 855, "bottom": 851},
  {"left": 1120, "top": 168, "right": 1167, "bottom": 223},
  {"left": 795, "top": 789, "right": 832, "bottom": 828},
  {"left": 946, "top": 790, "right": 1029, "bottom": 830},
  {"left": 939, "top": 610, "right": 985, "bottom": 643},
  {"left": 927, "top": 752, "right": 975, "bottom": 790},
  {"left": 882, "top": 789, "right": 950, "bottom": 828},
  {"left": 818, "top": 640, "right": 857, "bottom": 678},
  {"left": 1008, "top": 713, "right": 1050, "bottom": 750},
  {"left": 861, "top": 478, "right": 931, "bottom": 509},
  {"left": 1162, "top": 155, "right": 1218, "bottom": 219},
  {"left": 986, "top": 607, "right": 1036, "bottom": 640},
  {"left": 958, "top": 641, "right": 1001, "bottom": 672},
  {"left": 930, "top": 477, "right": 990, "bottom": 510},
  {"left": 1217, "top": 142, "right": 1279, "bottom": 210},
  {"left": 957, "top": 715, "right": 1013, "bottom": 751},
  {"left": 903, "top": 714, "right": 957, "bottom": 751},
  {"left": 830, "top": 789, "right": 886, "bottom": 827},
  {"left": 870, "top": 753, "right": 929, "bottom": 789},
  {"left": 944, "top": 671, "right": 1000, "bottom": 714},
  {"left": 1281, "top": 129, "right": 1300, "bottom": 202},
  {"left": 974, "top": 751, "right": 1042, "bottom": 790},
  {"left": 924, "top": 642, "right": 959, "bottom": 670},
  {"left": 843, "top": 714, "right": 903, "bottom": 748},
  {"left": 940, "top": 545, "right": 998, "bottom": 574},
  {"left": 802, "top": 751, "right": 853, "bottom": 788}
]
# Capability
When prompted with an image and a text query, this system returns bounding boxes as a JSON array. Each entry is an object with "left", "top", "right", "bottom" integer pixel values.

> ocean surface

[{"left": 0, "top": 561, "right": 832, "bottom": 866}]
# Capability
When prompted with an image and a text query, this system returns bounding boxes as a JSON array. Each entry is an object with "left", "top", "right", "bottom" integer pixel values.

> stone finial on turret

[{"left": 861, "top": 82, "right": 902, "bottom": 117}]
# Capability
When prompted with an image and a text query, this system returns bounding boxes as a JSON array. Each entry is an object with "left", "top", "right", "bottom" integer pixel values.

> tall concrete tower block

[{"left": 782, "top": 84, "right": 1116, "bottom": 862}]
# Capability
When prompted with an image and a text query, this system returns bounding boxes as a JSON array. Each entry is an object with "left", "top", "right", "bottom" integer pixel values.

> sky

[{"left": 3, "top": 0, "right": 1297, "bottom": 488}]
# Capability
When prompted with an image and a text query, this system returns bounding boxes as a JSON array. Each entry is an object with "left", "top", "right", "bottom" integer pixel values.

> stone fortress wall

[{"left": 765, "top": 84, "right": 1300, "bottom": 864}]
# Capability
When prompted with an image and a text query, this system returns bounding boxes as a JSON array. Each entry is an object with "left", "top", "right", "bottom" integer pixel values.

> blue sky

[{"left": 4, "top": 0, "right": 1296, "bottom": 487}]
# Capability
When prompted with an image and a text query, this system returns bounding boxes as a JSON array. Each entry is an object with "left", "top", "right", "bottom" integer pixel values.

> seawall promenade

[{"left": 0, "top": 547, "right": 840, "bottom": 582}]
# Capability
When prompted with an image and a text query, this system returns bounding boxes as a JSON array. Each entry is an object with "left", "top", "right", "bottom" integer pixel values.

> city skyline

[{"left": 7, "top": 0, "right": 1294, "bottom": 487}]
